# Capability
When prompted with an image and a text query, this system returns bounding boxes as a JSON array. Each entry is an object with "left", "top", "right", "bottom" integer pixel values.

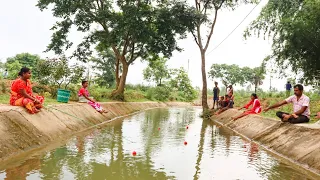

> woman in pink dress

[
  {"left": 78, "top": 81, "right": 107, "bottom": 113},
  {"left": 232, "top": 93, "right": 261, "bottom": 121}
]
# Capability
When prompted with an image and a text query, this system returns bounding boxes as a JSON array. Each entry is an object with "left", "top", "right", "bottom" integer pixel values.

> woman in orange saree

[{"left": 10, "top": 67, "right": 44, "bottom": 114}]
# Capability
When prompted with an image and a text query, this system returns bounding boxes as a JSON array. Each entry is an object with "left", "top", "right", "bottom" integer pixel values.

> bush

[
  {"left": 88, "top": 85, "right": 113, "bottom": 101},
  {"left": 1, "top": 82, "right": 7, "bottom": 94},
  {"left": 125, "top": 84, "right": 150, "bottom": 92},
  {"left": 124, "top": 89, "right": 146, "bottom": 101},
  {"left": 146, "top": 86, "right": 171, "bottom": 101}
]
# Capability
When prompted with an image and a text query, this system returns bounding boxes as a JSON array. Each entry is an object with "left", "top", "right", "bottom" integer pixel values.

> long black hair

[
  {"left": 18, "top": 67, "right": 30, "bottom": 76},
  {"left": 251, "top": 93, "right": 258, "bottom": 99}
]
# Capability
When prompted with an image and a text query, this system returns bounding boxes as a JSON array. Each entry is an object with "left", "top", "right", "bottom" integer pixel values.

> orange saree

[{"left": 10, "top": 79, "right": 44, "bottom": 114}]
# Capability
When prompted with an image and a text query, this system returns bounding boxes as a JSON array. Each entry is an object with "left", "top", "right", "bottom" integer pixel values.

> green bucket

[{"left": 57, "top": 89, "right": 71, "bottom": 103}]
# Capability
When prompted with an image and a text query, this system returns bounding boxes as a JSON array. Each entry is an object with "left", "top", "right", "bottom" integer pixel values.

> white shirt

[{"left": 285, "top": 94, "right": 310, "bottom": 118}]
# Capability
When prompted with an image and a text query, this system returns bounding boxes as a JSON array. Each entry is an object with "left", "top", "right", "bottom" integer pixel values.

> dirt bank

[
  {"left": 0, "top": 101, "right": 190, "bottom": 162},
  {"left": 212, "top": 109, "right": 320, "bottom": 174}
]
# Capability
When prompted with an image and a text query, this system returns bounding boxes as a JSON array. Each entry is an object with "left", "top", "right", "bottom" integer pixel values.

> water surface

[{"left": 0, "top": 107, "right": 318, "bottom": 180}]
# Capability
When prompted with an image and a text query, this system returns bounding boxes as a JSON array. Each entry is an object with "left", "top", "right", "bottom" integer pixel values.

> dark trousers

[{"left": 276, "top": 111, "right": 309, "bottom": 124}]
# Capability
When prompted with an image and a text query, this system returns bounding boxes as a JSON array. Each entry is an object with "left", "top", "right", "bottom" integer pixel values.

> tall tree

[
  {"left": 244, "top": 0, "right": 320, "bottom": 85},
  {"left": 190, "top": 0, "right": 256, "bottom": 110},
  {"left": 37, "top": 0, "right": 198, "bottom": 100},
  {"left": 143, "top": 56, "right": 170, "bottom": 86},
  {"left": 208, "top": 64, "right": 245, "bottom": 90}
]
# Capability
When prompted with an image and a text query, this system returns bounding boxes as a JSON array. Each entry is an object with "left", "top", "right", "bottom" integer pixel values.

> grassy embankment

[{"left": 208, "top": 90, "right": 320, "bottom": 123}]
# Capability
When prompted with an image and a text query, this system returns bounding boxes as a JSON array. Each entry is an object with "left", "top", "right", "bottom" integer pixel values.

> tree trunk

[
  {"left": 111, "top": 61, "right": 128, "bottom": 100},
  {"left": 115, "top": 57, "right": 120, "bottom": 89},
  {"left": 255, "top": 84, "right": 257, "bottom": 93},
  {"left": 200, "top": 51, "right": 209, "bottom": 110}
]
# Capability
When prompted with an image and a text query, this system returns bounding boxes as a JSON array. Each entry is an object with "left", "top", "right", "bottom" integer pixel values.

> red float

[{"left": 184, "top": 141, "right": 188, "bottom": 145}]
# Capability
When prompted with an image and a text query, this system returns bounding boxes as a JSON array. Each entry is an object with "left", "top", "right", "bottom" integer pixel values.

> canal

[{"left": 0, "top": 107, "right": 318, "bottom": 180}]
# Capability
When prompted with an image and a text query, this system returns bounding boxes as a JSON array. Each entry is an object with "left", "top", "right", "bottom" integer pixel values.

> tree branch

[
  {"left": 204, "top": 9, "right": 218, "bottom": 51},
  {"left": 128, "top": 42, "right": 136, "bottom": 64},
  {"left": 122, "top": 33, "right": 130, "bottom": 56},
  {"left": 191, "top": 31, "right": 200, "bottom": 48}
]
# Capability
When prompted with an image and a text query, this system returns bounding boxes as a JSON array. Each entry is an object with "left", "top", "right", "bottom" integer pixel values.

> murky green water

[{"left": 0, "top": 107, "right": 318, "bottom": 180}]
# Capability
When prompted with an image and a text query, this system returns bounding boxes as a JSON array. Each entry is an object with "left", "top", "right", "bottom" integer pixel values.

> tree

[
  {"left": 244, "top": 0, "right": 320, "bottom": 86},
  {"left": 143, "top": 56, "right": 170, "bottom": 86},
  {"left": 5, "top": 53, "right": 44, "bottom": 80},
  {"left": 189, "top": 0, "right": 256, "bottom": 110},
  {"left": 90, "top": 48, "right": 117, "bottom": 88},
  {"left": 169, "top": 67, "right": 198, "bottom": 101},
  {"left": 208, "top": 64, "right": 245, "bottom": 90},
  {"left": 37, "top": 0, "right": 198, "bottom": 100},
  {"left": 6, "top": 53, "right": 41, "bottom": 69},
  {"left": 244, "top": 64, "right": 266, "bottom": 93},
  {"left": 37, "top": 56, "right": 85, "bottom": 89}
]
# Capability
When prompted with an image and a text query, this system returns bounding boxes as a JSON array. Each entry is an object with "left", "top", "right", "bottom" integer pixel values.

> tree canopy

[
  {"left": 208, "top": 64, "right": 245, "bottom": 88},
  {"left": 245, "top": 0, "right": 320, "bottom": 85},
  {"left": 37, "top": 56, "right": 84, "bottom": 89},
  {"left": 5, "top": 53, "right": 43, "bottom": 79},
  {"left": 37, "top": 0, "right": 199, "bottom": 99},
  {"left": 208, "top": 63, "right": 266, "bottom": 92},
  {"left": 143, "top": 56, "right": 170, "bottom": 86},
  {"left": 90, "top": 48, "right": 116, "bottom": 88}
]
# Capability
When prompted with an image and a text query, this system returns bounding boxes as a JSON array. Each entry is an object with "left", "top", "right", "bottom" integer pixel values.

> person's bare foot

[{"left": 99, "top": 109, "right": 108, "bottom": 114}]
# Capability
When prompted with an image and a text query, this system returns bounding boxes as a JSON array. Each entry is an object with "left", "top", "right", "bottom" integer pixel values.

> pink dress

[{"left": 78, "top": 87, "right": 103, "bottom": 112}]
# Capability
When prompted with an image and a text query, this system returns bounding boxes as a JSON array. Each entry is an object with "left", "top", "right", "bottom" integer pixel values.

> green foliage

[
  {"left": 208, "top": 64, "right": 245, "bottom": 88},
  {"left": 169, "top": 67, "right": 198, "bottom": 101},
  {"left": 1, "top": 82, "right": 7, "bottom": 94},
  {"left": 209, "top": 63, "right": 266, "bottom": 93},
  {"left": 146, "top": 86, "right": 172, "bottom": 101},
  {"left": 5, "top": 60, "right": 21, "bottom": 79},
  {"left": 90, "top": 48, "right": 116, "bottom": 88},
  {"left": 243, "top": 63, "right": 266, "bottom": 93},
  {"left": 245, "top": 0, "right": 320, "bottom": 86},
  {"left": 125, "top": 84, "right": 150, "bottom": 92},
  {"left": 5, "top": 53, "right": 44, "bottom": 80},
  {"left": 143, "top": 56, "right": 170, "bottom": 86},
  {"left": 36, "top": 56, "right": 85, "bottom": 89}
]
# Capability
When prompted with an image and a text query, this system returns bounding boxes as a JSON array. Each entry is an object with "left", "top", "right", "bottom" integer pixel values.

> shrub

[
  {"left": 146, "top": 86, "right": 171, "bottom": 101},
  {"left": 124, "top": 90, "right": 146, "bottom": 101}
]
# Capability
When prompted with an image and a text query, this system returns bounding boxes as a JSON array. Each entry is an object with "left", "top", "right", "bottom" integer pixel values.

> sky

[{"left": 0, "top": 0, "right": 303, "bottom": 92}]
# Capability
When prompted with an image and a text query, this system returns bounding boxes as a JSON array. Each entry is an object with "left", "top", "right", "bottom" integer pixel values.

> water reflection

[{"left": 0, "top": 107, "right": 318, "bottom": 180}]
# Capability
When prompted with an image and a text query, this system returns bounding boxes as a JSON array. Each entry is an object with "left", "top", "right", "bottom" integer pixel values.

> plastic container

[{"left": 57, "top": 89, "right": 71, "bottom": 103}]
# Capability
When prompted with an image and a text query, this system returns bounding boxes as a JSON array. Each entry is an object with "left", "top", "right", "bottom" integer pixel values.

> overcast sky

[{"left": 1, "top": 0, "right": 304, "bottom": 91}]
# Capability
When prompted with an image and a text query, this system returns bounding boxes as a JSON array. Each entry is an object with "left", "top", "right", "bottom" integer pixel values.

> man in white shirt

[{"left": 264, "top": 84, "right": 310, "bottom": 123}]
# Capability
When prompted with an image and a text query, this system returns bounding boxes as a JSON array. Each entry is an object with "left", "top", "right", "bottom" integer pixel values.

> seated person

[
  {"left": 215, "top": 95, "right": 233, "bottom": 115},
  {"left": 78, "top": 80, "right": 107, "bottom": 114},
  {"left": 217, "top": 96, "right": 224, "bottom": 108},
  {"left": 232, "top": 93, "right": 261, "bottom": 121},
  {"left": 10, "top": 67, "right": 44, "bottom": 114},
  {"left": 264, "top": 84, "right": 310, "bottom": 123}
]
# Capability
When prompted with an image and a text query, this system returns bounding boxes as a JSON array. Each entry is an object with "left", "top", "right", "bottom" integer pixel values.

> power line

[{"left": 205, "top": 0, "right": 263, "bottom": 56}]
